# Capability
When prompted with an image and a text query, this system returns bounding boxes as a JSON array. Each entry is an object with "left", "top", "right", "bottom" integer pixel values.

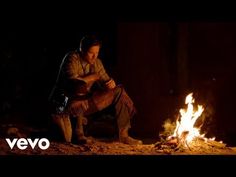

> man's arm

[
  {"left": 63, "top": 53, "right": 99, "bottom": 83},
  {"left": 63, "top": 53, "right": 100, "bottom": 94},
  {"left": 82, "top": 74, "right": 100, "bottom": 84},
  {"left": 96, "top": 59, "right": 116, "bottom": 89}
]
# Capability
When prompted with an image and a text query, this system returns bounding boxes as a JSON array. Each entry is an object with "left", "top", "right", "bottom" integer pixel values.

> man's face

[{"left": 84, "top": 45, "right": 100, "bottom": 64}]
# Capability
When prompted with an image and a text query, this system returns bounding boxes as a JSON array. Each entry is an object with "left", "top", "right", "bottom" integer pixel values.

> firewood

[{"left": 205, "top": 140, "right": 226, "bottom": 148}]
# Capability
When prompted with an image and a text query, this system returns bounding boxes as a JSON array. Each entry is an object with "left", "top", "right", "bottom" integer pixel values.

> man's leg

[
  {"left": 89, "top": 86, "right": 142, "bottom": 145},
  {"left": 52, "top": 114, "right": 72, "bottom": 143},
  {"left": 74, "top": 115, "right": 95, "bottom": 144},
  {"left": 112, "top": 86, "right": 142, "bottom": 145},
  {"left": 66, "top": 86, "right": 142, "bottom": 145},
  {"left": 66, "top": 99, "right": 93, "bottom": 144}
]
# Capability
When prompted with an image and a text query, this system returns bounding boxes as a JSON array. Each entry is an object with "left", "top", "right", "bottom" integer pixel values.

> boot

[
  {"left": 75, "top": 116, "right": 93, "bottom": 144},
  {"left": 119, "top": 127, "right": 143, "bottom": 145}
]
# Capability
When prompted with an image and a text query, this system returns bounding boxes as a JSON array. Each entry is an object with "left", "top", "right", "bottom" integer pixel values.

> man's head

[{"left": 79, "top": 35, "right": 102, "bottom": 64}]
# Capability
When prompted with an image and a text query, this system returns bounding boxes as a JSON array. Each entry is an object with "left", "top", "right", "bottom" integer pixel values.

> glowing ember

[{"left": 168, "top": 93, "right": 206, "bottom": 145}]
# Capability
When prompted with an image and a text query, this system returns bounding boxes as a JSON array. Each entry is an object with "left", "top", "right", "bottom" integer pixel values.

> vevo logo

[{"left": 6, "top": 138, "right": 50, "bottom": 150}]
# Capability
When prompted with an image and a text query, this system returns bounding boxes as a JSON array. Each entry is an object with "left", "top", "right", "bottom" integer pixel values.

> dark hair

[{"left": 79, "top": 35, "right": 102, "bottom": 53}]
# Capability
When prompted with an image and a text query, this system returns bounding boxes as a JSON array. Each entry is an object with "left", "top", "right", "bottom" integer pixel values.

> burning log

[{"left": 154, "top": 135, "right": 229, "bottom": 154}]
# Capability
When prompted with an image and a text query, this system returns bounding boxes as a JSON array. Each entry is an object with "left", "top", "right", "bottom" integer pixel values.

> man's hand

[{"left": 105, "top": 79, "right": 116, "bottom": 89}]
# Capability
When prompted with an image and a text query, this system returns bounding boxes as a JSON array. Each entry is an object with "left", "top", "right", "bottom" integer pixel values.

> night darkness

[{"left": 1, "top": 7, "right": 236, "bottom": 146}]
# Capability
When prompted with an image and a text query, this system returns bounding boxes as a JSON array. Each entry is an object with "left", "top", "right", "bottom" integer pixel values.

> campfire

[{"left": 155, "top": 93, "right": 229, "bottom": 154}]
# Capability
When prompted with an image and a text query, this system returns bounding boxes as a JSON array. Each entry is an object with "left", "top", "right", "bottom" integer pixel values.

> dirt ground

[
  {"left": 1, "top": 123, "right": 236, "bottom": 155},
  {"left": 1, "top": 137, "right": 236, "bottom": 155}
]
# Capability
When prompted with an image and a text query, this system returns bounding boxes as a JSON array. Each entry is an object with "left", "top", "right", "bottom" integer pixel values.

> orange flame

[{"left": 170, "top": 93, "right": 205, "bottom": 144}]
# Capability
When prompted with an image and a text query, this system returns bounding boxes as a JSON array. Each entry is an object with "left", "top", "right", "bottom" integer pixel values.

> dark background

[{"left": 1, "top": 8, "right": 236, "bottom": 146}]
